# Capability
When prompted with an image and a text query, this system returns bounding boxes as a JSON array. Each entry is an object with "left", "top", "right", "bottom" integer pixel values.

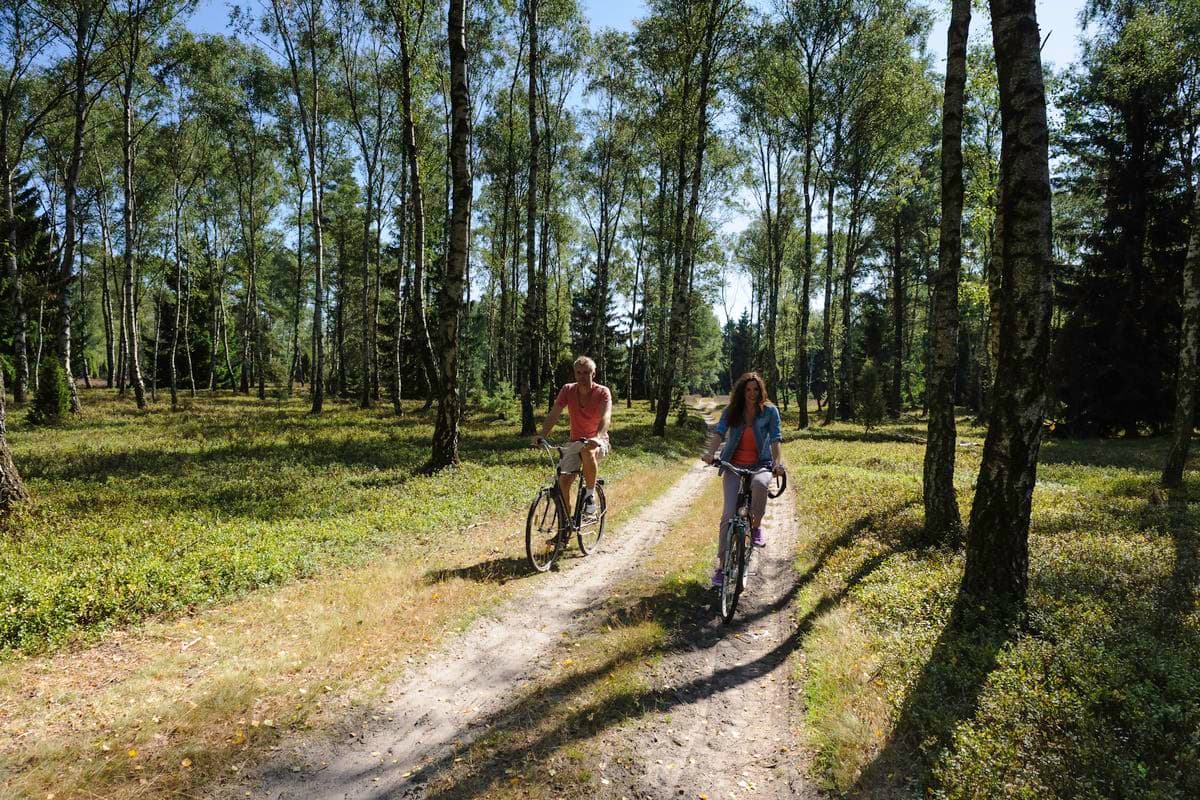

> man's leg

[
  {"left": 559, "top": 473, "right": 576, "bottom": 517},
  {"left": 580, "top": 444, "right": 598, "bottom": 490}
]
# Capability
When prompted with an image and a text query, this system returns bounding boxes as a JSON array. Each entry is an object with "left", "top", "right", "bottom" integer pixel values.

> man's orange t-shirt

[{"left": 553, "top": 383, "right": 612, "bottom": 442}]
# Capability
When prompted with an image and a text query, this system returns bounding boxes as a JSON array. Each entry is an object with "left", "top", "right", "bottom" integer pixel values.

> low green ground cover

[
  {"left": 791, "top": 419, "right": 1200, "bottom": 799},
  {"left": 0, "top": 391, "right": 702, "bottom": 655}
]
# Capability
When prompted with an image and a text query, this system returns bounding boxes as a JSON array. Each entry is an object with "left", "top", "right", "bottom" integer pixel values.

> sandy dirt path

[
  {"left": 228, "top": 433, "right": 817, "bottom": 800},
  {"left": 596, "top": 478, "right": 819, "bottom": 800},
  {"left": 228, "top": 461, "right": 715, "bottom": 800}
]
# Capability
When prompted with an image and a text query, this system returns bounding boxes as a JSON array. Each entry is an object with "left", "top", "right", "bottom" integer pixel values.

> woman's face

[{"left": 743, "top": 380, "right": 761, "bottom": 404}]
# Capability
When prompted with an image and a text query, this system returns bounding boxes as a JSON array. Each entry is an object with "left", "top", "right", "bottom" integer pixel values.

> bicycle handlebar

[{"left": 709, "top": 458, "right": 787, "bottom": 498}]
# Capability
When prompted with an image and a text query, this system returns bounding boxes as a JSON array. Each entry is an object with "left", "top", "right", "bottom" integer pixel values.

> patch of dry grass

[{"left": 0, "top": 399, "right": 696, "bottom": 799}]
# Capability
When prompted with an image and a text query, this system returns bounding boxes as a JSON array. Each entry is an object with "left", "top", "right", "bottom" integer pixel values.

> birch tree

[
  {"left": 922, "top": 0, "right": 970, "bottom": 542},
  {"left": 962, "top": 0, "right": 1055, "bottom": 607}
]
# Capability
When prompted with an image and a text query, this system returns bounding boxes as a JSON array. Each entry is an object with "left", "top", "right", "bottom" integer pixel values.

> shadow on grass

[
  {"left": 845, "top": 591, "right": 1018, "bottom": 800},
  {"left": 424, "top": 556, "right": 535, "bottom": 585}
]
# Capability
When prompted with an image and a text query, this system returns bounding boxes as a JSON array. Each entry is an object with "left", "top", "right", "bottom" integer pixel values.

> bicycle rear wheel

[
  {"left": 526, "top": 488, "right": 566, "bottom": 572},
  {"left": 720, "top": 521, "right": 745, "bottom": 624},
  {"left": 576, "top": 483, "right": 607, "bottom": 555}
]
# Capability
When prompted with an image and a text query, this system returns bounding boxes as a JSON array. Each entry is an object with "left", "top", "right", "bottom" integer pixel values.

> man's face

[{"left": 575, "top": 365, "right": 595, "bottom": 385}]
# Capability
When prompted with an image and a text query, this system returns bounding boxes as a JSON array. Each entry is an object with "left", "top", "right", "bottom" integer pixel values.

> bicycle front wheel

[
  {"left": 526, "top": 488, "right": 566, "bottom": 572},
  {"left": 720, "top": 521, "right": 745, "bottom": 624},
  {"left": 576, "top": 483, "right": 607, "bottom": 555}
]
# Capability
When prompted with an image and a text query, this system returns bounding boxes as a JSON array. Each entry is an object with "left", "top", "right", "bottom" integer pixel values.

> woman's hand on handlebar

[
  {"left": 701, "top": 453, "right": 715, "bottom": 465},
  {"left": 772, "top": 463, "right": 786, "bottom": 477}
]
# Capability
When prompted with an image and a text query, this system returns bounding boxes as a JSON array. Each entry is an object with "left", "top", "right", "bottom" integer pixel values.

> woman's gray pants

[{"left": 719, "top": 469, "right": 771, "bottom": 558}]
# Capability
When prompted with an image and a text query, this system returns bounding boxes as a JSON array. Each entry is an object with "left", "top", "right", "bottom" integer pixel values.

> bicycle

[
  {"left": 710, "top": 459, "right": 787, "bottom": 624},
  {"left": 525, "top": 438, "right": 608, "bottom": 572}
]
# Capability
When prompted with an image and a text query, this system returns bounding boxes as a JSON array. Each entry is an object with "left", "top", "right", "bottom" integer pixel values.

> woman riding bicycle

[{"left": 701, "top": 371, "right": 786, "bottom": 587}]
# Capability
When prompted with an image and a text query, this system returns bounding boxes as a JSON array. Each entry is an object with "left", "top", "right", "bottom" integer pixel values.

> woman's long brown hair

[{"left": 726, "top": 371, "right": 771, "bottom": 424}]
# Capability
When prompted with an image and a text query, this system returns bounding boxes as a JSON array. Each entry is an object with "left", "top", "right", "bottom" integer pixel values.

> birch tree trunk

[
  {"left": 121, "top": 35, "right": 148, "bottom": 409},
  {"left": 653, "top": 0, "right": 722, "bottom": 436},
  {"left": 430, "top": 0, "right": 471, "bottom": 470},
  {"left": 922, "top": 0, "right": 969, "bottom": 543},
  {"left": 962, "top": 0, "right": 1055, "bottom": 607},
  {"left": 1162, "top": 181, "right": 1200, "bottom": 487},
  {"left": 396, "top": 10, "right": 439, "bottom": 410},
  {"left": 519, "top": 0, "right": 540, "bottom": 436}
]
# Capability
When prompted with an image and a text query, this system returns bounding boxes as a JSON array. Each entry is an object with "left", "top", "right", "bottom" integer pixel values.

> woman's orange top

[{"left": 731, "top": 424, "right": 758, "bottom": 466}]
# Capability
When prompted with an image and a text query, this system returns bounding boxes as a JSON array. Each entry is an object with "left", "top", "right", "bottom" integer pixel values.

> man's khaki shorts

[{"left": 558, "top": 438, "right": 610, "bottom": 473}]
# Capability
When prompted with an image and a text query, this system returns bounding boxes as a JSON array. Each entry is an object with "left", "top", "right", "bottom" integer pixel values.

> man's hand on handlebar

[
  {"left": 531, "top": 435, "right": 547, "bottom": 448},
  {"left": 701, "top": 453, "right": 715, "bottom": 465},
  {"left": 772, "top": 463, "right": 786, "bottom": 478}
]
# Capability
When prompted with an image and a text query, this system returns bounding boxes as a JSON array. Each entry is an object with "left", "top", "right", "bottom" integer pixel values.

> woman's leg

[
  {"left": 718, "top": 470, "right": 741, "bottom": 564},
  {"left": 749, "top": 471, "right": 771, "bottom": 529}
]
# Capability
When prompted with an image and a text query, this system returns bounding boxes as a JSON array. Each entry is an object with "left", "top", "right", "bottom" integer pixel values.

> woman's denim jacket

[{"left": 714, "top": 405, "right": 782, "bottom": 467}]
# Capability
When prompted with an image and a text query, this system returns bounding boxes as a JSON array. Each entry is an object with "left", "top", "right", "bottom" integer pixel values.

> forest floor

[{"left": 4, "top": 393, "right": 1199, "bottom": 799}]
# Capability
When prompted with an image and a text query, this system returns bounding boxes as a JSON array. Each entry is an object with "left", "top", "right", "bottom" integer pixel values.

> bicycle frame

[{"left": 539, "top": 439, "right": 604, "bottom": 531}]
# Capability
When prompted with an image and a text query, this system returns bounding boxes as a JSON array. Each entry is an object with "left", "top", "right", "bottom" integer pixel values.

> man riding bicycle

[
  {"left": 702, "top": 371, "right": 786, "bottom": 587},
  {"left": 533, "top": 355, "right": 612, "bottom": 518}
]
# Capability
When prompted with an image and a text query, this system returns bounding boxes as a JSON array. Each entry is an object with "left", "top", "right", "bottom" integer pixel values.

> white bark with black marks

[
  {"left": 923, "top": 0, "right": 970, "bottom": 542},
  {"left": 963, "top": 0, "right": 1055, "bottom": 606}
]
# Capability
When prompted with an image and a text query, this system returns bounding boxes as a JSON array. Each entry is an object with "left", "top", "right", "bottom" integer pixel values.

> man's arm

[
  {"left": 535, "top": 403, "right": 564, "bottom": 443},
  {"left": 595, "top": 389, "right": 612, "bottom": 440}
]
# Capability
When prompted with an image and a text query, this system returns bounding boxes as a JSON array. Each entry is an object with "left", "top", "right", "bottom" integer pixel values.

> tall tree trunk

[
  {"left": 837, "top": 203, "right": 857, "bottom": 421},
  {"left": 183, "top": 258, "right": 196, "bottom": 396},
  {"left": 393, "top": 148, "right": 409, "bottom": 415},
  {"left": 121, "top": 58, "right": 147, "bottom": 409},
  {"left": 923, "top": 0, "right": 970, "bottom": 543},
  {"left": 654, "top": 0, "right": 722, "bottom": 436},
  {"left": 962, "top": 0, "right": 1054, "bottom": 607},
  {"left": 289, "top": 181, "right": 304, "bottom": 396},
  {"left": 519, "top": 0, "right": 540, "bottom": 436},
  {"left": 822, "top": 177, "right": 836, "bottom": 425},
  {"left": 430, "top": 0, "right": 471, "bottom": 470},
  {"left": 889, "top": 210, "right": 905, "bottom": 416},
  {"left": 1162, "top": 181, "right": 1200, "bottom": 487},
  {"left": 396, "top": 11, "right": 439, "bottom": 411},
  {"left": 56, "top": 9, "right": 95, "bottom": 415},
  {"left": 797, "top": 62, "right": 817, "bottom": 429},
  {"left": 360, "top": 176, "right": 374, "bottom": 409},
  {"left": 170, "top": 191, "right": 184, "bottom": 409}
]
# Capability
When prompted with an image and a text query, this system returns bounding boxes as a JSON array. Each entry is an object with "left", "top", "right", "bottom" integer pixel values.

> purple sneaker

[
  {"left": 752, "top": 527, "right": 766, "bottom": 547},
  {"left": 711, "top": 567, "right": 724, "bottom": 588}
]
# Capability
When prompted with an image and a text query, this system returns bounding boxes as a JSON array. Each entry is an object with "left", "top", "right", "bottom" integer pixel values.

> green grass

[
  {"left": 0, "top": 390, "right": 703, "bottom": 656},
  {"left": 789, "top": 417, "right": 1200, "bottom": 799}
]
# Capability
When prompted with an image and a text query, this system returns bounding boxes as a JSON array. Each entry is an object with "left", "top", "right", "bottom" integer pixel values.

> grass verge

[
  {"left": 0, "top": 391, "right": 703, "bottom": 798},
  {"left": 0, "top": 391, "right": 698, "bottom": 655},
  {"left": 790, "top": 417, "right": 1200, "bottom": 799}
]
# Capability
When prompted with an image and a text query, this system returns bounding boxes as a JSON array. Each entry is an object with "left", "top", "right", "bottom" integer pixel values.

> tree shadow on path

[{"left": 346, "top": 500, "right": 927, "bottom": 800}]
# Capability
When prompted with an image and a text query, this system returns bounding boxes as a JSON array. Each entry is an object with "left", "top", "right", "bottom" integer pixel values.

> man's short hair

[{"left": 574, "top": 355, "right": 596, "bottom": 373}]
